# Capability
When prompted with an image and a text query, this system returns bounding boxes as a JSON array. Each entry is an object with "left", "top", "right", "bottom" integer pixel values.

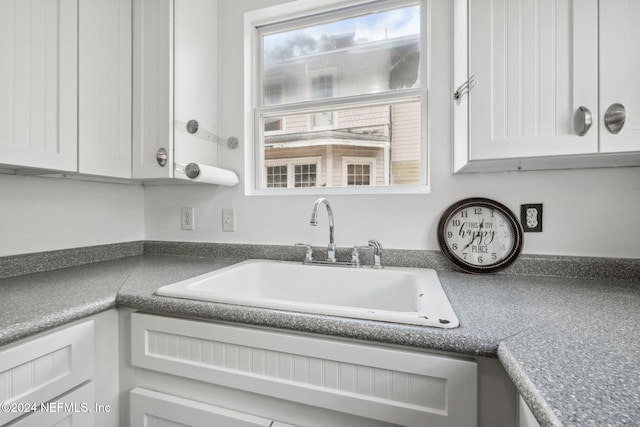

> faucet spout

[{"left": 310, "top": 198, "right": 336, "bottom": 262}]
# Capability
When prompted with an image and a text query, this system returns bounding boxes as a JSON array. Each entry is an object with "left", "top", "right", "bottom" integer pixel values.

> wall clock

[{"left": 437, "top": 198, "right": 523, "bottom": 274}]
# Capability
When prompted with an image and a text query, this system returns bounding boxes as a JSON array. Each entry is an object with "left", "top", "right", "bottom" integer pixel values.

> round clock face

[{"left": 437, "top": 198, "right": 523, "bottom": 274}]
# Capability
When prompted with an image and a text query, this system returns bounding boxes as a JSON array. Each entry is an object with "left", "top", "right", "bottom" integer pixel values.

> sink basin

[{"left": 156, "top": 260, "right": 459, "bottom": 328}]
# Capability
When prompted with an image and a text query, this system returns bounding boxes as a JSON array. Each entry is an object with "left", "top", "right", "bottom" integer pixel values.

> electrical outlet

[
  {"left": 181, "top": 207, "right": 195, "bottom": 231},
  {"left": 222, "top": 208, "right": 236, "bottom": 232},
  {"left": 520, "top": 204, "right": 543, "bottom": 232}
]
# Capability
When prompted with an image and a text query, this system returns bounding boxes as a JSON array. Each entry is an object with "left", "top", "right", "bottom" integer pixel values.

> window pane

[
  {"left": 294, "top": 163, "right": 317, "bottom": 187},
  {"left": 261, "top": 99, "right": 421, "bottom": 189},
  {"left": 262, "top": 4, "right": 420, "bottom": 105},
  {"left": 347, "top": 164, "right": 371, "bottom": 186},
  {"left": 266, "top": 165, "right": 288, "bottom": 188}
]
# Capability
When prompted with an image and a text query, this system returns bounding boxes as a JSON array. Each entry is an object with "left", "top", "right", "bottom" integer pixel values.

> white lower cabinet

[
  {"left": 131, "top": 387, "right": 274, "bottom": 427},
  {"left": 0, "top": 321, "right": 94, "bottom": 426},
  {"left": 517, "top": 396, "right": 541, "bottom": 427},
  {"left": 130, "top": 312, "right": 478, "bottom": 427},
  {"left": 9, "top": 382, "right": 95, "bottom": 427}
]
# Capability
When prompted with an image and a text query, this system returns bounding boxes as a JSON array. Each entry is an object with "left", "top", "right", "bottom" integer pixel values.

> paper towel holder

[
  {"left": 184, "top": 163, "right": 201, "bottom": 179},
  {"left": 178, "top": 120, "right": 239, "bottom": 149}
]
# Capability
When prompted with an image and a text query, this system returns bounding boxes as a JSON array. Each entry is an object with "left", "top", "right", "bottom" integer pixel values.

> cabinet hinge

[{"left": 453, "top": 73, "right": 477, "bottom": 105}]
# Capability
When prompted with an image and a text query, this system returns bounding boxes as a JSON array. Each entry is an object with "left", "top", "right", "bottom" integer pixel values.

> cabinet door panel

[
  {"left": 131, "top": 388, "right": 272, "bottom": 427},
  {"left": 79, "top": 0, "right": 132, "bottom": 178},
  {"left": 132, "top": 0, "right": 174, "bottom": 178},
  {"left": 174, "top": 0, "right": 219, "bottom": 167},
  {"left": 599, "top": 0, "right": 640, "bottom": 153},
  {"left": 0, "top": 0, "right": 77, "bottom": 171},
  {"left": 469, "top": 0, "right": 598, "bottom": 160}
]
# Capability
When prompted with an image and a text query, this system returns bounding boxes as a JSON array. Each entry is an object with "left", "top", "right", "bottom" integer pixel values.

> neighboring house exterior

[{"left": 262, "top": 33, "right": 421, "bottom": 188}]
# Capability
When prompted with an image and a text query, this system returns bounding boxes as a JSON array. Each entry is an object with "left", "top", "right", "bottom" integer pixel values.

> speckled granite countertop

[{"left": 0, "top": 253, "right": 638, "bottom": 426}]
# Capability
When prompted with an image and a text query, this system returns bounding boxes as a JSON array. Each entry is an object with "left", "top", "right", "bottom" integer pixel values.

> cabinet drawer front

[
  {"left": 130, "top": 387, "right": 272, "bottom": 427},
  {"left": 8, "top": 382, "right": 95, "bottom": 427},
  {"left": 0, "top": 321, "right": 94, "bottom": 425},
  {"left": 132, "top": 313, "right": 477, "bottom": 427}
]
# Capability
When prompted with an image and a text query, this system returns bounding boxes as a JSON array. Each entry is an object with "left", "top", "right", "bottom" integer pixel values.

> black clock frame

[{"left": 437, "top": 197, "right": 524, "bottom": 274}]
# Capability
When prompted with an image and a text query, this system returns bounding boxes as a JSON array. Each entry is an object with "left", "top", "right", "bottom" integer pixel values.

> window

[
  {"left": 246, "top": 0, "right": 427, "bottom": 194},
  {"left": 265, "top": 158, "right": 321, "bottom": 188},
  {"left": 342, "top": 157, "right": 377, "bottom": 186}
]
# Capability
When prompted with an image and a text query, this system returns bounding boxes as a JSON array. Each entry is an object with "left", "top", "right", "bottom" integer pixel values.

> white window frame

[
  {"left": 342, "top": 156, "right": 377, "bottom": 186},
  {"left": 265, "top": 156, "right": 322, "bottom": 188},
  {"left": 244, "top": 0, "right": 430, "bottom": 196}
]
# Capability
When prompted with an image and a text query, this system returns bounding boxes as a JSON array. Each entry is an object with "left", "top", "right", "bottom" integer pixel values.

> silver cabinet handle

[
  {"left": 574, "top": 106, "right": 593, "bottom": 136},
  {"left": 156, "top": 148, "right": 168, "bottom": 167},
  {"left": 604, "top": 103, "right": 625, "bottom": 134}
]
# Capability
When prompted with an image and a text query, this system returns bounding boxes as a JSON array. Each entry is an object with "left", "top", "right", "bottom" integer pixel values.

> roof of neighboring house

[{"left": 264, "top": 130, "right": 389, "bottom": 149}]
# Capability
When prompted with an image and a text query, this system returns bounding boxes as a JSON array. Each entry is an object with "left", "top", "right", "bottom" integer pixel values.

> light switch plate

[{"left": 222, "top": 208, "right": 236, "bottom": 232}]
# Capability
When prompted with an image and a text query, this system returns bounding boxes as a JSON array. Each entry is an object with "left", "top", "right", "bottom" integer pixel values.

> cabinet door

[
  {"left": 517, "top": 395, "right": 541, "bottom": 427},
  {"left": 132, "top": 0, "right": 174, "bottom": 179},
  {"left": 599, "top": 0, "right": 640, "bottom": 153},
  {"left": 0, "top": 321, "right": 94, "bottom": 425},
  {"left": 79, "top": 0, "right": 132, "bottom": 178},
  {"left": 9, "top": 382, "right": 95, "bottom": 427},
  {"left": 174, "top": 0, "right": 219, "bottom": 168},
  {"left": 130, "top": 388, "right": 272, "bottom": 427},
  {"left": 0, "top": 0, "right": 77, "bottom": 172},
  {"left": 468, "top": 0, "right": 598, "bottom": 160}
]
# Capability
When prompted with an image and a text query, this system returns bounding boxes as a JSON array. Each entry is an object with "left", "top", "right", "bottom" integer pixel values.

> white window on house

[
  {"left": 265, "top": 158, "right": 321, "bottom": 188},
  {"left": 342, "top": 157, "right": 377, "bottom": 186},
  {"left": 265, "top": 164, "right": 288, "bottom": 188},
  {"left": 247, "top": 0, "right": 426, "bottom": 194},
  {"left": 264, "top": 78, "right": 285, "bottom": 134},
  {"left": 311, "top": 74, "right": 334, "bottom": 100}
]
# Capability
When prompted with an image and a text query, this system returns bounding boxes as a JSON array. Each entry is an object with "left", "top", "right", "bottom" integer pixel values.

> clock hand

[{"left": 463, "top": 219, "right": 485, "bottom": 251}]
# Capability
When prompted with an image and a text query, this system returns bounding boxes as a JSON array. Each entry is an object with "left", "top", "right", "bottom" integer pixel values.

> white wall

[
  {"left": 0, "top": 174, "right": 144, "bottom": 256},
  {"left": 145, "top": 0, "right": 640, "bottom": 259}
]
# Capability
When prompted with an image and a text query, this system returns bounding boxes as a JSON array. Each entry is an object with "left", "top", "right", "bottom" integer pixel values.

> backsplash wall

[
  {"left": 0, "top": 174, "right": 144, "bottom": 257},
  {"left": 144, "top": 0, "right": 640, "bottom": 259}
]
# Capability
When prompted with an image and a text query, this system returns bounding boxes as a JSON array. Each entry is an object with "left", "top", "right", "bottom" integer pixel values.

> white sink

[{"left": 156, "top": 260, "right": 459, "bottom": 328}]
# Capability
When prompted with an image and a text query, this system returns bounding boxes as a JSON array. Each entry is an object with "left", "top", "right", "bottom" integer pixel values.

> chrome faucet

[
  {"left": 368, "top": 239, "right": 383, "bottom": 269},
  {"left": 310, "top": 198, "right": 336, "bottom": 262}
]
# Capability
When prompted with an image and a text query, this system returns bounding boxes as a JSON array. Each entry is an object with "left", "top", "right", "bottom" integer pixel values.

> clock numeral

[
  {"left": 492, "top": 253, "right": 497, "bottom": 260},
  {"left": 499, "top": 220, "right": 506, "bottom": 227},
  {"left": 474, "top": 207, "right": 483, "bottom": 215},
  {"left": 503, "top": 232, "right": 510, "bottom": 238},
  {"left": 500, "top": 244, "right": 506, "bottom": 251},
  {"left": 452, "top": 243, "right": 458, "bottom": 250},
  {"left": 478, "top": 256, "right": 483, "bottom": 264},
  {"left": 460, "top": 210, "right": 468, "bottom": 218},
  {"left": 452, "top": 219, "right": 461, "bottom": 226},
  {"left": 462, "top": 252, "right": 468, "bottom": 260},
  {"left": 447, "top": 231, "right": 453, "bottom": 239}
]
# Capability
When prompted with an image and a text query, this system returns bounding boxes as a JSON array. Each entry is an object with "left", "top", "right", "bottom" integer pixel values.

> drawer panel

[
  {"left": 132, "top": 313, "right": 477, "bottom": 427},
  {"left": 131, "top": 387, "right": 272, "bottom": 427},
  {"left": 0, "top": 321, "right": 94, "bottom": 425},
  {"left": 8, "top": 382, "right": 95, "bottom": 427}
]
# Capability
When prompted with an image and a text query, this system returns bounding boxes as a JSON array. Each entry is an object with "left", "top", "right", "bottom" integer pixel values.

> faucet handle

[
  {"left": 295, "top": 243, "right": 314, "bottom": 263},
  {"left": 351, "top": 246, "right": 363, "bottom": 267},
  {"left": 368, "top": 239, "right": 384, "bottom": 269}
]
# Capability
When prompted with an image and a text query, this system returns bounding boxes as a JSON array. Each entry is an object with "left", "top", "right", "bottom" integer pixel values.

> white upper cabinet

[
  {"left": 79, "top": 0, "right": 132, "bottom": 178},
  {"left": 469, "top": 0, "right": 598, "bottom": 160},
  {"left": 454, "top": 0, "right": 640, "bottom": 172},
  {"left": 599, "top": 0, "right": 640, "bottom": 153},
  {"left": 0, "top": 0, "right": 78, "bottom": 172},
  {"left": 133, "top": 0, "right": 219, "bottom": 180}
]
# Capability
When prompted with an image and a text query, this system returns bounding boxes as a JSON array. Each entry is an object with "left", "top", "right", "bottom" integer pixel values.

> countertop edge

[{"left": 497, "top": 342, "right": 563, "bottom": 427}]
